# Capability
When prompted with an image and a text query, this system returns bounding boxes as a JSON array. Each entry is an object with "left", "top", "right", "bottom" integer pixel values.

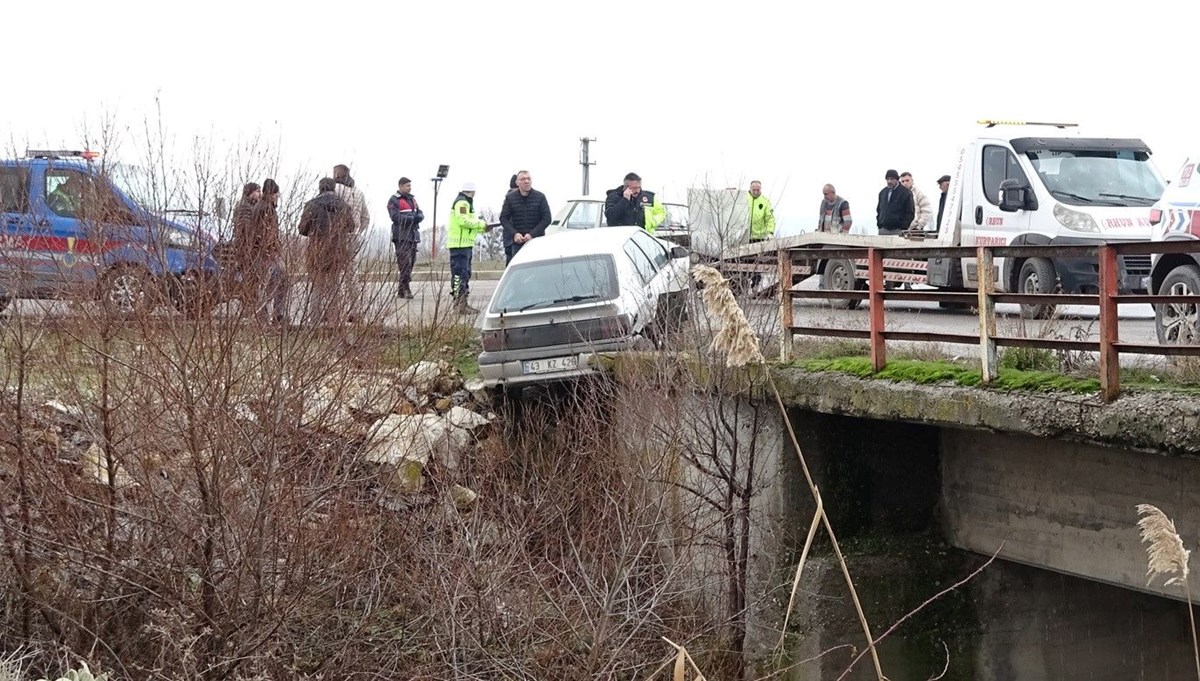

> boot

[{"left": 453, "top": 297, "right": 480, "bottom": 315}]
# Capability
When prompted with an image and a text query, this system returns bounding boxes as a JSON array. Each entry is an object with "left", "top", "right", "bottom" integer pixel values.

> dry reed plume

[{"left": 1136, "top": 503, "right": 1200, "bottom": 680}]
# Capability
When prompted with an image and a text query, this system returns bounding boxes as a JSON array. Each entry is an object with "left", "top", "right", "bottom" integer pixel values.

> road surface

[{"left": 2, "top": 277, "right": 1161, "bottom": 349}]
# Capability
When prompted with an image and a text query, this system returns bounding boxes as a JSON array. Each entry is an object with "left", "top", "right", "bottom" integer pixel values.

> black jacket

[
  {"left": 876, "top": 184, "right": 915, "bottom": 233},
  {"left": 604, "top": 185, "right": 656, "bottom": 227},
  {"left": 499, "top": 188, "right": 552, "bottom": 246},
  {"left": 298, "top": 191, "right": 352, "bottom": 238},
  {"left": 388, "top": 191, "right": 424, "bottom": 243}
]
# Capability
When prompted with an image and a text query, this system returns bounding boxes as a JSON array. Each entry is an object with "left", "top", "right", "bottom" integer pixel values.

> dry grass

[{"left": 1137, "top": 504, "right": 1200, "bottom": 680}]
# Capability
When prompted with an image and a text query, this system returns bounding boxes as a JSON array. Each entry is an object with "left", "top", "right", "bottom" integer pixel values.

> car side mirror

[
  {"left": 670, "top": 245, "right": 689, "bottom": 259},
  {"left": 998, "top": 179, "right": 1036, "bottom": 212}
]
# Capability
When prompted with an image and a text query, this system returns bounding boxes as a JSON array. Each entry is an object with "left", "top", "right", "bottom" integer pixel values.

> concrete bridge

[{"left": 616, "top": 360, "right": 1200, "bottom": 679}]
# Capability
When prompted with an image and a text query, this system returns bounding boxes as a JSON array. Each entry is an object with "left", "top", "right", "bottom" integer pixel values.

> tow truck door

[{"left": 962, "top": 144, "right": 1033, "bottom": 290}]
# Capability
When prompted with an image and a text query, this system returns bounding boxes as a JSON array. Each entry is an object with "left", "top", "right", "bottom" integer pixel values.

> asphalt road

[{"left": 3, "top": 276, "right": 1160, "bottom": 349}]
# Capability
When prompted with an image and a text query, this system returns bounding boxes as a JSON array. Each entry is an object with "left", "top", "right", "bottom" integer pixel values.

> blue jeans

[{"left": 450, "top": 248, "right": 473, "bottom": 300}]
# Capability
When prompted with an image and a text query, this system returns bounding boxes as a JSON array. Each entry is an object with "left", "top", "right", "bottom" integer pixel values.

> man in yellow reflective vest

[
  {"left": 748, "top": 180, "right": 776, "bottom": 242},
  {"left": 447, "top": 181, "right": 490, "bottom": 314},
  {"left": 604, "top": 172, "right": 667, "bottom": 234}
]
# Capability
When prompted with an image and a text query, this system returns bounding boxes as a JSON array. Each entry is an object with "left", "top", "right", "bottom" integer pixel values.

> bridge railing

[{"left": 728, "top": 240, "right": 1200, "bottom": 402}]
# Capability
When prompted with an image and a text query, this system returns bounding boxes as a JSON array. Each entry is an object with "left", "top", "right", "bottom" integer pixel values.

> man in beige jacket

[{"left": 900, "top": 172, "right": 932, "bottom": 231}]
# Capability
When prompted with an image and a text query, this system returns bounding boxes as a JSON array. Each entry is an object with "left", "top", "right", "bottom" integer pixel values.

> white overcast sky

[{"left": 5, "top": 0, "right": 1199, "bottom": 240}]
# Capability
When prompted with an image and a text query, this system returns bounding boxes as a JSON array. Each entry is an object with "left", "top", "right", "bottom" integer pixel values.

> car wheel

[
  {"left": 172, "top": 271, "right": 216, "bottom": 320},
  {"left": 1155, "top": 265, "right": 1200, "bottom": 345},
  {"left": 100, "top": 265, "right": 154, "bottom": 319},
  {"left": 820, "top": 259, "right": 861, "bottom": 310},
  {"left": 1018, "top": 258, "right": 1058, "bottom": 320},
  {"left": 0, "top": 295, "right": 10, "bottom": 315}
]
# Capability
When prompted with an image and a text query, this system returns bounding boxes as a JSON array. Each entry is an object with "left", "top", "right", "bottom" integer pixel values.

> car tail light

[
  {"left": 597, "top": 314, "right": 632, "bottom": 339},
  {"left": 481, "top": 329, "right": 504, "bottom": 351},
  {"left": 1149, "top": 208, "right": 1163, "bottom": 225}
]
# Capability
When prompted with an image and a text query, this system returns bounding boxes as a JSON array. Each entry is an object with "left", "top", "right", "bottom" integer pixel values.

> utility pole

[{"left": 579, "top": 137, "right": 596, "bottom": 196}]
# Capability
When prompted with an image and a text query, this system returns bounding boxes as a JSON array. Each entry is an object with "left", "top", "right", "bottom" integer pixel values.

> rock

[
  {"left": 463, "top": 377, "right": 491, "bottom": 405},
  {"left": 447, "top": 406, "right": 489, "bottom": 432},
  {"left": 434, "top": 398, "right": 453, "bottom": 413},
  {"left": 450, "top": 484, "right": 478, "bottom": 511},
  {"left": 394, "top": 401, "right": 419, "bottom": 416},
  {"left": 41, "top": 400, "right": 83, "bottom": 421},
  {"left": 400, "top": 361, "right": 444, "bottom": 393},
  {"left": 362, "top": 413, "right": 471, "bottom": 469},
  {"left": 233, "top": 402, "right": 258, "bottom": 423},
  {"left": 381, "top": 459, "right": 425, "bottom": 495},
  {"left": 301, "top": 386, "right": 353, "bottom": 431},
  {"left": 81, "top": 443, "right": 136, "bottom": 489},
  {"left": 450, "top": 390, "right": 472, "bottom": 407}
]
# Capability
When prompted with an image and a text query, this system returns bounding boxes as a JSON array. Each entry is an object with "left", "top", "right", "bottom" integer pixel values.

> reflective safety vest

[{"left": 447, "top": 193, "right": 487, "bottom": 249}]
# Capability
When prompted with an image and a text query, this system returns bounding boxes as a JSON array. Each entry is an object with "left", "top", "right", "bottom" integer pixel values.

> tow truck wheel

[
  {"left": 1018, "top": 258, "right": 1058, "bottom": 320},
  {"left": 1155, "top": 265, "right": 1200, "bottom": 345},
  {"left": 820, "top": 259, "right": 861, "bottom": 310}
]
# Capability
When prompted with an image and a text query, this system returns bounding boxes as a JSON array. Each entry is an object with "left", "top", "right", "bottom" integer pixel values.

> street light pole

[{"left": 430, "top": 164, "right": 449, "bottom": 260}]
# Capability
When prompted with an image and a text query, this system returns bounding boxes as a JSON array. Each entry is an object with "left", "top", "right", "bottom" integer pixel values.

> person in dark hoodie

[
  {"left": 499, "top": 170, "right": 551, "bottom": 265},
  {"left": 387, "top": 176, "right": 424, "bottom": 299},
  {"left": 604, "top": 172, "right": 667, "bottom": 234},
  {"left": 298, "top": 177, "right": 355, "bottom": 324}
]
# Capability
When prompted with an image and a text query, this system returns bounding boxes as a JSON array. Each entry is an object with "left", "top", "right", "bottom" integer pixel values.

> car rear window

[{"left": 490, "top": 254, "right": 619, "bottom": 313}]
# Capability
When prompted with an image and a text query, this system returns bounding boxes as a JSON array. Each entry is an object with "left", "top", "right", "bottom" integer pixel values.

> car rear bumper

[{"left": 477, "top": 336, "right": 640, "bottom": 389}]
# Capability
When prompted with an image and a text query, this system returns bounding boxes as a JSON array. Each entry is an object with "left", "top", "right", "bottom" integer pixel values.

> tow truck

[{"left": 717, "top": 120, "right": 1167, "bottom": 319}]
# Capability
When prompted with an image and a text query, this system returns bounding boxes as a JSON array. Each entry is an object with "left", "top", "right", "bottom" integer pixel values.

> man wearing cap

[
  {"left": 935, "top": 174, "right": 951, "bottom": 232},
  {"left": 388, "top": 177, "right": 424, "bottom": 299},
  {"left": 447, "top": 181, "right": 489, "bottom": 314},
  {"left": 876, "top": 169, "right": 914, "bottom": 236}
]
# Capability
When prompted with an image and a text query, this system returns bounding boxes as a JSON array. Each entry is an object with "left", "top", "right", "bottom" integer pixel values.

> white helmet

[{"left": 461, "top": 181, "right": 477, "bottom": 192}]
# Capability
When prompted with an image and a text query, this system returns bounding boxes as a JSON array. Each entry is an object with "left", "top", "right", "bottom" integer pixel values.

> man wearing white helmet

[{"left": 447, "top": 181, "right": 490, "bottom": 314}]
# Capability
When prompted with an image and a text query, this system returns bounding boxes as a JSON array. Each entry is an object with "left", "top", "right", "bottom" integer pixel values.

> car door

[
  {"left": 0, "top": 164, "right": 35, "bottom": 296},
  {"left": 36, "top": 164, "right": 99, "bottom": 293},
  {"left": 622, "top": 238, "right": 661, "bottom": 330}
]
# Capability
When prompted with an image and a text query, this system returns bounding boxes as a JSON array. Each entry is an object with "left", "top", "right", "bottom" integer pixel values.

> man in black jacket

[
  {"left": 388, "top": 177, "right": 424, "bottom": 298},
  {"left": 876, "top": 168, "right": 915, "bottom": 235},
  {"left": 298, "top": 178, "right": 355, "bottom": 324},
  {"left": 499, "top": 170, "right": 552, "bottom": 265}
]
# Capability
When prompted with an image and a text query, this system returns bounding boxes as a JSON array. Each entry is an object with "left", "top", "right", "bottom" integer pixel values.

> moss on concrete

[{"left": 797, "top": 356, "right": 1102, "bottom": 394}]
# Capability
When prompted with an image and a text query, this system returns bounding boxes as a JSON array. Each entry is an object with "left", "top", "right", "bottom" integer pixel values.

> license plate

[{"left": 521, "top": 356, "right": 579, "bottom": 375}]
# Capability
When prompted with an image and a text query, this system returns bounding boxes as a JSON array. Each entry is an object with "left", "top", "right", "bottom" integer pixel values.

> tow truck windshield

[{"left": 1027, "top": 148, "right": 1164, "bottom": 207}]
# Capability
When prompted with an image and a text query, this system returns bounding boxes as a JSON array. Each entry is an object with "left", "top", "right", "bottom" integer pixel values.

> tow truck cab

[
  {"left": 0, "top": 149, "right": 223, "bottom": 317},
  {"left": 924, "top": 121, "right": 1164, "bottom": 316}
]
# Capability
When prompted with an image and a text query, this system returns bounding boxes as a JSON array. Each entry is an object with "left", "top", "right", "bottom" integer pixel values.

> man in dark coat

[
  {"left": 499, "top": 170, "right": 552, "bottom": 265},
  {"left": 298, "top": 177, "right": 355, "bottom": 324},
  {"left": 876, "top": 169, "right": 915, "bottom": 235},
  {"left": 387, "top": 177, "right": 424, "bottom": 298}
]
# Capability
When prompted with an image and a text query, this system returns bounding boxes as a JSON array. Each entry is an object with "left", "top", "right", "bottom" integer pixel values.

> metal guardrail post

[
  {"left": 1098, "top": 245, "right": 1120, "bottom": 401},
  {"left": 778, "top": 247, "right": 794, "bottom": 362},
  {"left": 977, "top": 246, "right": 998, "bottom": 383},
  {"left": 868, "top": 248, "right": 886, "bottom": 371}
]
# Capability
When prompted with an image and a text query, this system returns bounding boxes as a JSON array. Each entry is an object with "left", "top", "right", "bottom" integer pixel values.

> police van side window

[
  {"left": 0, "top": 168, "right": 30, "bottom": 213},
  {"left": 981, "top": 145, "right": 1031, "bottom": 206},
  {"left": 44, "top": 169, "right": 136, "bottom": 224}
]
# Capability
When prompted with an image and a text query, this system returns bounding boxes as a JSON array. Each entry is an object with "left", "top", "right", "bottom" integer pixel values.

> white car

[
  {"left": 477, "top": 226, "right": 691, "bottom": 391},
  {"left": 544, "top": 195, "right": 692, "bottom": 247},
  {"left": 1148, "top": 159, "right": 1200, "bottom": 344}
]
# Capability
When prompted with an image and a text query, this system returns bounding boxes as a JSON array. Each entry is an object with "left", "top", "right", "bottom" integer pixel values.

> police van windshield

[{"left": 1026, "top": 149, "right": 1164, "bottom": 207}]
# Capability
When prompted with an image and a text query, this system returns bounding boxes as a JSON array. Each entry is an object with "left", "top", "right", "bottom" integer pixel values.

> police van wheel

[
  {"left": 100, "top": 266, "right": 153, "bottom": 319},
  {"left": 173, "top": 272, "right": 215, "bottom": 320},
  {"left": 1018, "top": 258, "right": 1058, "bottom": 320}
]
